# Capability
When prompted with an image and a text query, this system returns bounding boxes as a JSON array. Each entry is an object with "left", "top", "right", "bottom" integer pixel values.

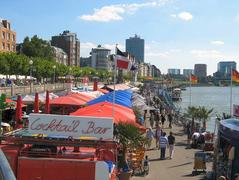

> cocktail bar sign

[{"left": 28, "top": 114, "right": 113, "bottom": 140}]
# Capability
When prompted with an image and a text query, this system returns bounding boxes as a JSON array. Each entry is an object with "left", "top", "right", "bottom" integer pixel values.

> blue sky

[{"left": 2, "top": 0, "right": 239, "bottom": 75}]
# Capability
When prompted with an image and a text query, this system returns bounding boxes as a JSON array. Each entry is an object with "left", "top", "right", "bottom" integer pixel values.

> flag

[
  {"left": 116, "top": 47, "right": 127, "bottom": 57},
  {"left": 130, "top": 65, "right": 137, "bottom": 71},
  {"left": 190, "top": 74, "right": 198, "bottom": 84},
  {"left": 232, "top": 69, "right": 239, "bottom": 83},
  {"left": 115, "top": 55, "right": 131, "bottom": 70}
]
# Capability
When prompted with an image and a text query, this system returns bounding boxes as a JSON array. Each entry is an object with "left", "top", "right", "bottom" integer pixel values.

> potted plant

[{"left": 116, "top": 123, "right": 146, "bottom": 180}]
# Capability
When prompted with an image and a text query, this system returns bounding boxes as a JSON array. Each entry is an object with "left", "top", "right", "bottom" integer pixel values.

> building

[
  {"left": 90, "top": 45, "right": 111, "bottom": 71},
  {"left": 217, "top": 61, "right": 236, "bottom": 76},
  {"left": 151, "top": 65, "right": 161, "bottom": 78},
  {"left": 183, "top": 69, "right": 194, "bottom": 77},
  {"left": 51, "top": 30, "right": 80, "bottom": 66},
  {"left": 168, "top": 69, "right": 180, "bottom": 75},
  {"left": 0, "top": 19, "right": 16, "bottom": 52},
  {"left": 194, "top": 64, "right": 207, "bottom": 77},
  {"left": 52, "top": 46, "right": 68, "bottom": 65},
  {"left": 126, "top": 34, "right": 144, "bottom": 63},
  {"left": 80, "top": 57, "right": 91, "bottom": 67}
]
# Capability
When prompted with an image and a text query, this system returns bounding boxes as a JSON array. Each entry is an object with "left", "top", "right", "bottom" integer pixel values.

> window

[
  {"left": 12, "top": 34, "right": 15, "bottom": 41},
  {"left": 12, "top": 44, "right": 15, "bottom": 51},
  {"left": 2, "top": 43, "right": 5, "bottom": 49},
  {"left": 7, "top": 33, "right": 10, "bottom": 40},
  {"left": 7, "top": 43, "right": 10, "bottom": 50},
  {"left": 2, "top": 32, "right": 5, "bottom": 40}
]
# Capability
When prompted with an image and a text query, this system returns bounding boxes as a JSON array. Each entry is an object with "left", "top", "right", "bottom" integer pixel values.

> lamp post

[
  {"left": 29, "top": 60, "right": 33, "bottom": 93},
  {"left": 53, "top": 65, "right": 56, "bottom": 84}
]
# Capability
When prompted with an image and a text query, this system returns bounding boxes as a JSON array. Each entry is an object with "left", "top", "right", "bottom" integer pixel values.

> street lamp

[
  {"left": 53, "top": 65, "right": 56, "bottom": 84},
  {"left": 29, "top": 60, "right": 33, "bottom": 82}
]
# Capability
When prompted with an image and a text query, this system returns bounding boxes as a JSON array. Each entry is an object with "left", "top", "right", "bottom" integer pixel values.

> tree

[
  {"left": 185, "top": 106, "right": 200, "bottom": 134},
  {"left": 197, "top": 106, "right": 213, "bottom": 130},
  {"left": 21, "top": 35, "right": 54, "bottom": 60}
]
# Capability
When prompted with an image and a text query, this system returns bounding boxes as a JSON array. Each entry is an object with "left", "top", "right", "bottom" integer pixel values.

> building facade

[
  {"left": 51, "top": 30, "right": 80, "bottom": 66},
  {"left": 126, "top": 35, "right": 144, "bottom": 63},
  {"left": 194, "top": 64, "right": 207, "bottom": 77},
  {"left": 183, "top": 69, "right": 194, "bottom": 77},
  {"left": 90, "top": 45, "right": 111, "bottom": 71},
  {"left": 0, "top": 19, "right": 16, "bottom": 52},
  {"left": 80, "top": 57, "right": 91, "bottom": 67},
  {"left": 52, "top": 46, "right": 68, "bottom": 65},
  {"left": 218, "top": 61, "right": 236, "bottom": 76},
  {"left": 168, "top": 69, "right": 181, "bottom": 75}
]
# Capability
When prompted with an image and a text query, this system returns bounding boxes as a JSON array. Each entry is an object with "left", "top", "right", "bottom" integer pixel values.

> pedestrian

[
  {"left": 146, "top": 127, "right": 154, "bottom": 149},
  {"left": 168, "top": 131, "right": 175, "bottom": 159},
  {"left": 159, "top": 132, "right": 168, "bottom": 160},
  {"left": 149, "top": 111, "right": 155, "bottom": 128},
  {"left": 155, "top": 125, "right": 162, "bottom": 148},
  {"left": 143, "top": 155, "right": 149, "bottom": 175},
  {"left": 168, "top": 110, "right": 173, "bottom": 129},
  {"left": 161, "top": 113, "right": 166, "bottom": 128},
  {"left": 235, "top": 173, "right": 239, "bottom": 180}
]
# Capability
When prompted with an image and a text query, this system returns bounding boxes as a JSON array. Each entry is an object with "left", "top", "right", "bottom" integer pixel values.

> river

[{"left": 175, "top": 86, "right": 239, "bottom": 132}]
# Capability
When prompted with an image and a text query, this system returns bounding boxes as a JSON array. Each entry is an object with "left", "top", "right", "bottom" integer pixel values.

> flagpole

[
  {"left": 112, "top": 44, "right": 117, "bottom": 120},
  {"left": 230, "top": 67, "right": 233, "bottom": 116},
  {"left": 189, "top": 74, "right": 192, "bottom": 107}
]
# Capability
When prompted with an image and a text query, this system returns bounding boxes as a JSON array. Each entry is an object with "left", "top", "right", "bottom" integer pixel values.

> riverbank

[{"left": 132, "top": 119, "right": 213, "bottom": 180}]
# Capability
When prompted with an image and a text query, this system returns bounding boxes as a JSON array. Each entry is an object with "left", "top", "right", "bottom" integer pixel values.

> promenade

[{"left": 132, "top": 120, "right": 213, "bottom": 180}]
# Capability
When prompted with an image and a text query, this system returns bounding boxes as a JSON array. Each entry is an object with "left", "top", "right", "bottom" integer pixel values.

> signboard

[
  {"left": 233, "top": 104, "right": 239, "bottom": 117},
  {"left": 28, "top": 114, "right": 113, "bottom": 140}
]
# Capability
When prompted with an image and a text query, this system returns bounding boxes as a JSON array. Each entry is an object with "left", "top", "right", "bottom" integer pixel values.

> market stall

[{"left": 214, "top": 119, "right": 239, "bottom": 180}]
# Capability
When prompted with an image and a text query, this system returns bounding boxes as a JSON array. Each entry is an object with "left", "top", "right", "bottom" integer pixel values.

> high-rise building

[
  {"left": 126, "top": 34, "right": 144, "bottom": 63},
  {"left": 51, "top": 30, "right": 80, "bottom": 66},
  {"left": 0, "top": 19, "right": 16, "bottom": 52},
  {"left": 168, "top": 69, "right": 180, "bottom": 75},
  {"left": 90, "top": 45, "right": 111, "bottom": 71},
  {"left": 183, "top": 69, "right": 194, "bottom": 77},
  {"left": 218, "top": 61, "right": 236, "bottom": 76},
  {"left": 51, "top": 46, "right": 68, "bottom": 66},
  {"left": 194, "top": 64, "right": 207, "bottom": 77}
]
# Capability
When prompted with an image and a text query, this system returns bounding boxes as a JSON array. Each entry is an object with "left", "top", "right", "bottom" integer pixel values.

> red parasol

[
  {"left": 45, "top": 91, "right": 50, "bottom": 114},
  {"left": 34, "top": 92, "right": 39, "bottom": 113},
  {"left": 15, "top": 95, "right": 23, "bottom": 129},
  {"left": 93, "top": 80, "right": 98, "bottom": 91}
]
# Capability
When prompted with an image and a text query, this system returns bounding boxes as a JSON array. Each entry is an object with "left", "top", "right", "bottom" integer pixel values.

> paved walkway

[{"left": 132, "top": 120, "right": 212, "bottom": 180}]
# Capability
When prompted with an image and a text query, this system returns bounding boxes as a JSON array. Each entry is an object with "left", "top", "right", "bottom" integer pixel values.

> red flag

[
  {"left": 190, "top": 74, "right": 198, "bottom": 84},
  {"left": 34, "top": 92, "right": 39, "bottom": 113},
  {"left": 232, "top": 69, "right": 239, "bottom": 83},
  {"left": 15, "top": 95, "right": 22, "bottom": 129},
  {"left": 115, "top": 55, "right": 131, "bottom": 70},
  {"left": 45, "top": 91, "right": 50, "bottom": 114}
]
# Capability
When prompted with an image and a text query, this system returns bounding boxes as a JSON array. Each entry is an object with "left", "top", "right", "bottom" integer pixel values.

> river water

[{"left": 174, "top": 86, "right": 239, "bottom": 132}]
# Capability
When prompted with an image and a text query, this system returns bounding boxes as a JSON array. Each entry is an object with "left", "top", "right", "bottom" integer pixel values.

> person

[
  {"left": 155, "top": 125, "right": 162, "bottom": 148},
  {"left": 191, "top": 132, "right": 200, "bottom": 148},
  {"left": 143, "top": 155, "right": 149, "bottom": 175},
  {"left": 146, "top": 127, "right": 154, "bottom": 149},
  {"left": 159, "top": 132, "right": 168, "bottom": 160},
  {"left": 161, "top": 110, "right": 166, "bottom": 128},
  {"left": 1, "top": 78, "right": 5, "bottom": 87},
  {"left": 168, "top": 111, "right": 173, "bottom": 129},
  {"left": 235, "top": 173, "right": 239, "bottom": 180},
  {"left": 168, "top": 131, "right": 175, "bottom": 159},
  {"left": 149, "top": 111, "right": 155, "bottom": 128},
  {"left": 218, "top": 176, "right": 226, "bottom": 180}
]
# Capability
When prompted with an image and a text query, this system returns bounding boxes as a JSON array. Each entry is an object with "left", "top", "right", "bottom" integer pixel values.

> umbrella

[
  {"left": 1, "top": 122, "right": 10, "bottom": 127},
  {"left": 34, "top": 92, "right": 39, "bottom": 113},
  {"left": 93, "top": 80, "right": 98, "bottom": 91},
  {"left": 45, "top": 91, "right": 50, "bottom": 114},
  {"left": 50, "top": 96, "right": 86, "bottom": 106},
  {"left": 15, "top": 95, "right": 22, "bottom": 129}
]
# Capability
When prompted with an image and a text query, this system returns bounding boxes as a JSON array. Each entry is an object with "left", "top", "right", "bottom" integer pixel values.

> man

[
  {"left": 155, "top": 125, "right": 162, "bottom": 148},
  {"left": 168, "top": 131, "right": 175, "bottom": 159},
  {"left": 235, "top": 173, "right": 239, "bottom": 180},
  {"left": 159, "top": 132, "right": 168, "bottom": 160}
]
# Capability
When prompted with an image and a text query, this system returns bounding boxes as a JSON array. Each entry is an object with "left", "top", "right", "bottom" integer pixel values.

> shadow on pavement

[{"left": 168, "top": 162, "right": 192, "bottom": 168}]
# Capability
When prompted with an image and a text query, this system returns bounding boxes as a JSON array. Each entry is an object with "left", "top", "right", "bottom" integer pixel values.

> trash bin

[{"left": 192, "top": 151, "right": 206, "bottom": 175}]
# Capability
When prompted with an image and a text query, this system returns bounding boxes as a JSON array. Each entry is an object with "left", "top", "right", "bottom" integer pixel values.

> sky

[{"left": 2, "top": 0, "right": 239, "bottom": 75}]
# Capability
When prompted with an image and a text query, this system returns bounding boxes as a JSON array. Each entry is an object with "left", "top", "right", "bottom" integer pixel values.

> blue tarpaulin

[{"left": 87, "top": 90, "right": 132, "bottom": 108}]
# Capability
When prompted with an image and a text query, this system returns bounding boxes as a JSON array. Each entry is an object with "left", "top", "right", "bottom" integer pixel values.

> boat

[{"left": 172, "top": 88, "right": 182, "bottom": 101}]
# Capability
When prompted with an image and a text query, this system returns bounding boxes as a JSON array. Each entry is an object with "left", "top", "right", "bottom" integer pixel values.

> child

[{"left": 143, "top": 155, "right": 149, "bottom": 175}]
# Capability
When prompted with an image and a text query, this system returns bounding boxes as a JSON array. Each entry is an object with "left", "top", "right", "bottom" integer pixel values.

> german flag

[
  {"left": 232, "top": 69, "right": 239, "bottom": 83},
  {"left": 190, "top": 74, "right": 198, "bottom": 84}
]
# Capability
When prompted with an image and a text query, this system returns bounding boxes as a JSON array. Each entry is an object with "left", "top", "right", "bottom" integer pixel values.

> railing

[
  {"left": 0, "top": 149, "right": 16, "bottom": 180},
  {"left": 0, "top": 83, "right": 66, "bottom": 97}
]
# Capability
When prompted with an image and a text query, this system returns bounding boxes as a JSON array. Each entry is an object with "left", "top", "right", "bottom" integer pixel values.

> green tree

[
  {"left": 21, "top": 35, "right": 54, "bottom": 60},
  {"left": 197, "top": 106, "right": 213, "bottom": 130},
  {"left": 185, "top": 106, "right": 200, "bottom": 133}
]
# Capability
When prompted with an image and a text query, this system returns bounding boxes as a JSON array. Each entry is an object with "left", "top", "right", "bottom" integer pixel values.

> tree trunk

[{"left": 191, "top": 117, "right": 195, "bottom": 134}]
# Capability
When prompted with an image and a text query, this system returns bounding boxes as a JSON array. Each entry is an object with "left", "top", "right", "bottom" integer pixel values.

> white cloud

[
  {"left": 171, "top": 12, "right": 193, "bottom": 21},
  {"left": 79, "top": 1, "right": 169, "bottom": 22},
  {"left": 210, "top": 40, "right": 224, "bottom": 46},
  {"left": 146, "top": 52, "right": 170, "bottom": 58},
  {"left": 190, "top": 49, "right": 235, "bottom": 59}
]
